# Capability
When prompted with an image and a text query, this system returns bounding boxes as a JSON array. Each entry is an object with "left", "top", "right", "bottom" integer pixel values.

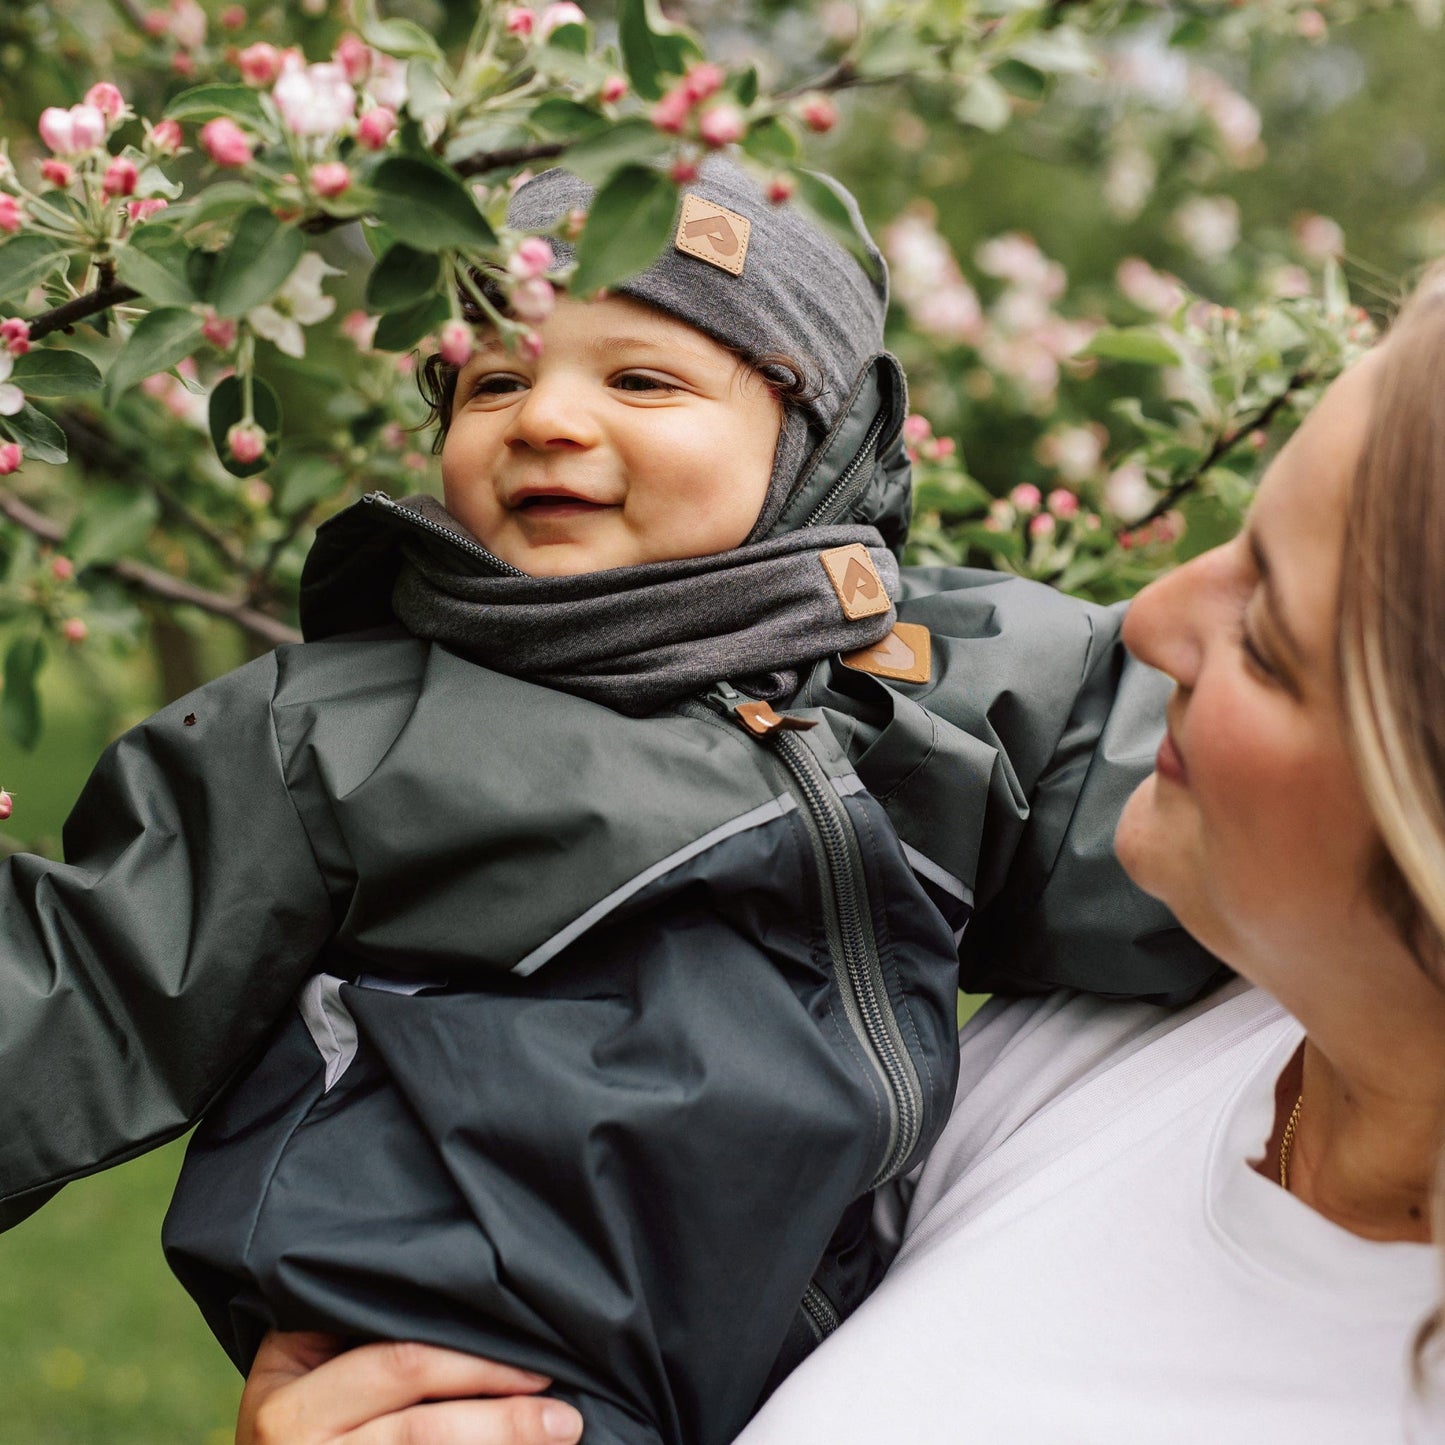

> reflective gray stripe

[
  {"left": 830, "top": 773, "right": 867, "bottom": 799},
  {"left": 355, "top": 973, "right": 440, "bottom": 995},
  {"left": 298, "top": 974, "right": 359, "bottom": 1093},
  {"left": 513, "top": 794, "right": 798, "bottom": 978}
]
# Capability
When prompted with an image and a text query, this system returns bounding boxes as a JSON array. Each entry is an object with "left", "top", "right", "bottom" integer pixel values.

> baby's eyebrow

[{"left": 586, "top": 335, "right": 715, "bottom": 366}]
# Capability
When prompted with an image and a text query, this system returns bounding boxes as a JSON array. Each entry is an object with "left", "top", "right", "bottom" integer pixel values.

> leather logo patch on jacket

[
  {"left": 841, "top": 622, "right": 932, "bottom": 684},
  {"left": 675, "top": 194, "right": 751, "bottom": 276},
  {"left": 819, "top": 544, "right": 892, "bottom": 621}
]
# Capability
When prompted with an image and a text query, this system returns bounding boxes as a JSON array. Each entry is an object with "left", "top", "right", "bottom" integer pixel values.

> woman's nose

[
  {"left": 505, "top": 373, "right": 598, "bottom": 452},
  {"left": 1121, "top": 545, "right": 1223, "bottom": 690}
]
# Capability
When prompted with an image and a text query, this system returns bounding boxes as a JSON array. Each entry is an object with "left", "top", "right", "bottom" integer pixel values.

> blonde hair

[{"left": 1336, "top": 266, "right": 1445, "bottom": 1385}]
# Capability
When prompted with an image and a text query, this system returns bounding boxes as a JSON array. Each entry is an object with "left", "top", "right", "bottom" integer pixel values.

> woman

[{"left": 234, "top": 279, "right": 1445, "bottom": 1443}]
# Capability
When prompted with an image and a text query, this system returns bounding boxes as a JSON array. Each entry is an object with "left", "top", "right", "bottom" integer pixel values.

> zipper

[
  {"left": 800, "top": 1280, "right": 841, "bottom": 1344},
  {"left": 702, "top": 683, "right": 925, "bottom": 1185},
  {"left": 802, "top": 408, "right": 889, "bottom": 528},
  {"left": 362, "top": 490, "right": 528, "bottom": 578}
]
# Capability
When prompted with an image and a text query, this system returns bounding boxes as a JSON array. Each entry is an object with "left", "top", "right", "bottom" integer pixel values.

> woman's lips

[{"left": 1155, "top": 729, "right": 1188, "bottom": 785}]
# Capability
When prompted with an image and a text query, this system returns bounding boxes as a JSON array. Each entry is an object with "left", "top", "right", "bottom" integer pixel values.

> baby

[{"left": 0, "top": 160, "right": 1219, "bottom": 1445}]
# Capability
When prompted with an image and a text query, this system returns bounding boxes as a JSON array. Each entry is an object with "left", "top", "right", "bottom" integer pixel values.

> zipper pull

[{"left": 705, "top": 683, "right": 818, "bottom": 739}]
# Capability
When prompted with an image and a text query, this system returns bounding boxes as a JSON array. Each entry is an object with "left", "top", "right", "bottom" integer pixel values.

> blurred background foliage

[{"left": 3, "top": 1, "right": 1445, "bottom": 1439}]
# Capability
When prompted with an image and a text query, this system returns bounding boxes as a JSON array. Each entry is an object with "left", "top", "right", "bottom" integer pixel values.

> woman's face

[{"left": 1115, "top": 354, "right": 1439, "bottom": 1033}]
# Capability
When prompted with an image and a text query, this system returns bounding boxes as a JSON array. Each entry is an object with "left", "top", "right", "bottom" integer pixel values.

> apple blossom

[
  {"left": 505, "top": 7, "right": 535, "bottom": 37},
  {"left": 147, "top": 118, "right": 184, "bottom": 155},
  {"left": 1008, "top": 482, "right": 1042, "bottom": 514},
  {"left": 167, "top": 0, "right": 207, "bottom": 49},
  {"left": 380, "top": 421, "right": 407, "bottom": 450},
  {"left": 517, "top": 330, "right": 544, "bottom": 362},
  {"left": 767, "top": 175, "right": 794, "bottom": 205},
  {"left": 0, "top": 196, "right": 24, "bottom": 235},
  {"left": 508, "top": 237, "right": 554, "bottom": 280},
  {"left": 510, "top": 278, "right": 555, "bottom": 323},
  {"left": 1170, "top": 195, "right": 1240, "bottom": 263},
  {"left": 984, "top": 498, "right": 1015, "bottom": 532},
  {"left": 356, "top": 106, "right": 397, "bottom": 151},
  {"left": 143, "top": 9, "right": 170, "bottom": 36},
  {"left": 364, "top": 54, "right": 409, "bottom": 110},
  {"left": 226, "top": 420, "right": 268, "bottom": 465},
  {"left": 273, "top": 56, "right": 356, "bottom": 139},
  {"left": 334, "top": 34, "right": 373, "bottom": 84},
  {"left": 339, "top": 310, "right": 379, "bottom": 350},
  {"left": 84, "top": 82, "right": 126, "bottom": 124},
  {"left": 200, "top": 117, "right": 254, "bottom": 167},
  {"left": 243, "top": 478, "right": 273, "bottom": 507},
  {"left": 201, "top": 310, "right": 237, "bottom": 350},
  {"left": 0, "top": 442, "right": 22, "bottom": 474},
  {"left": 0, "top": 352, "right": 25, "bottom": 415},
  {"left": 2, "top": 319, "right": 32, "bottom": 356},
  {"left": 128, "top": 198, "right": 169, "bottom": 223},
  {"left": 172, "top": 51, "right": 197, "bottom": 79},
  {"left": 220, "top": 4, "right": 247, "bottom": 29},
  {"left": 669, "top": 157, "right": 701, "bottom": 185},
  {"left": 932, "top": 436, "right": 956, "bottom": 458},
  {"left": 102, "top": 156, "right": 139, "bottom": 199},
  {"left": 438, "top": 320, "right": 474, "bottom": 368},
  {"left": 698, "top": 104, "right": 746, "bottom": 149},
  {"left": 237, "top": 42, "right": 284, "bottom": 86},
  {"left": 650, "top": 87, "right": 691, "bottom": 135},
  {"left": 310, "top": 162, "right": 352, "bottom": 198},
  {"left": 51, "top": 556, "right": 75, "bottom": 582},
  {"left": 41, "top": 159, "right": 74, "bottom": 188},
  {"left": 539, "top": 3, "right": 586, "bottom": 38},
  {"left": 682, "top": 62, "right": 725, "bottom": 104},
  {"left": 1294, "top": 212, "right": 1344, "bottom": 261},
  {"left": 1297, "top": 9, "right": 1327, "bottom": 39},
  {"left": 0, "top": 791, "right": 12, "bottom": 822},
  {"left": 247, "top": 252, "right": 342, "bottom": 359},
  {"left": 62, "top": 618, "right": 89, "bottom": 644},
  {"left": 902, "top": 415, "right": 933, "bottom": 446},
  {"left": 1028, "top": 512, "right": 1056, "bottom": 540},
  {"left": 38, "top": 103, "right": 106, "bottom": 155},
  {"left": 798, "top": 93, "right": 838, "bottom": 133},
  {"left": 600, "top": 76, "right": 628, "bottom": 104},
  {"left": 1047, "top": 488, "right": 1081, "bottom": 520}
]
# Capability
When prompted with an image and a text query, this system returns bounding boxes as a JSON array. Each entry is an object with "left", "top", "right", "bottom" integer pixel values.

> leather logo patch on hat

[
  {"left": 819, "top": 544, "right": 891, "bottom": 621},
  {"left": 676, "top": 194, "right": 751, "bottom": 276},
  {"left": 841, "top": 622, "right": 932, "bottom": 685}
]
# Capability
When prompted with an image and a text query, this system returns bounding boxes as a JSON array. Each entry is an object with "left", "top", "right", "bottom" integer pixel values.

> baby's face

[{"left": 442, "top": 293, "right": 782, "bottom": 576}]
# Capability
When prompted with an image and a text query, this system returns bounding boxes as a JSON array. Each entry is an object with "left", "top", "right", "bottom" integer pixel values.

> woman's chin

[{"left": 1114, "top": 773, "right": 1173, "bottom": 904}]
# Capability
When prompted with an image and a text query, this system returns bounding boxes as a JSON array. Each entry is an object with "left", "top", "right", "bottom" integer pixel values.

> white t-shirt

[{"left": 738, "top": 980, "right": 1440, "bottom": 1444}]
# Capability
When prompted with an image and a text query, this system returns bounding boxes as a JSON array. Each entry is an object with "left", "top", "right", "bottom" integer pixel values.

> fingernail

[{"left": 543, "top": 1401, "right": 584, "bottom": 1441}]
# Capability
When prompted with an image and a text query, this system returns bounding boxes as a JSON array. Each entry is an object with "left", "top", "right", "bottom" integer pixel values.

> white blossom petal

[
  {"left": 0, "top": 382, "right": 25, "bottom": 415},
  {"left": 248, "top": 305, "right": 306, "bottom": 359}
]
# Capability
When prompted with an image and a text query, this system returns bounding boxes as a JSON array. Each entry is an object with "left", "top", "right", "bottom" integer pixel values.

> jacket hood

[{"left": 299, "top": 352, "right": 912, "bottom": 643}]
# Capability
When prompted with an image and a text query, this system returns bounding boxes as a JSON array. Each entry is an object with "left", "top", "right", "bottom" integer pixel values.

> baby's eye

[
  {"left": 613, "top": 372, "right": 678, "bottom": 393},
  {"left": 467, "top": 373, "right": 527, "bottom": 398}
]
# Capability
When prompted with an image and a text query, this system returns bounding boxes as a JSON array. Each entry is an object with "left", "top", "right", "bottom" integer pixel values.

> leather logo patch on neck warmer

[
  {"left": 676, "top": 194, "right": 751, "bottom": 276},
  {"left": 841, "top": 622, "right": 932, "bottom": 684},
  {"left": 819, "top": 543, "right": 891, "bottom": 621}
]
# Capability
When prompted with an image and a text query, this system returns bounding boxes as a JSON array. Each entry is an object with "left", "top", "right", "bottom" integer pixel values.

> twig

[
  {"left": 453, "top": 140, "right": 570, "bottom": 179},
  {"left": 1122, "top": 370, "right": 1314, "bottom": 534},
  {"left": 248, "top": 501, "right": 320, "bottom": 607},
  {"left": 28, "top": 283, "right": 140, "bottom": 342},
  {"left": 0, "top": 489, "right": 300, "bottom": 646},
  {"left": 106, "top": 0, "right": 152, "bottom": 30}
]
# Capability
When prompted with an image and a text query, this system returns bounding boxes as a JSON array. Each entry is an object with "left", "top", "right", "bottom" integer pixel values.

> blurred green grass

[{"left": 0, "top": 651, "right": 242, "bottom": 1445}]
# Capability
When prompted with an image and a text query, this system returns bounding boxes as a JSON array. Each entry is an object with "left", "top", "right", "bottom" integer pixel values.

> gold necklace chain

[{"left": 1278, "top": 1091, "right": 1304, "bottom": 1191}]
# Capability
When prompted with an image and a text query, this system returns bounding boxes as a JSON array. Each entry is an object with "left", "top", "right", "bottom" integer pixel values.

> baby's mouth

[{"left": 512, "top": 493, "right": 614, "bottom": 519}]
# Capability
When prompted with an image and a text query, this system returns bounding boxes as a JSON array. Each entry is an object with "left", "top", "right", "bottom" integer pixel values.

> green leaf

[
  {"left": 114, "top": 234, "right": 196, "bottom": 307},
  {"left": 792, "top": 171, "right": 884, "bottom": 284},
  {"left": 571, "top": 165, "right": 678, "bottom": 296},
  {"left": 361, "top": 219, "right": 398, "bottom": 260},
  {"left": 277, "top": 453, "right": 345, "bottom": 514},
  {"left": 359, "top": 13, "right": 444, "bottom": 61},
  {"left": 0, "top": 236, "right": 70, "bottom": 304},
  {"left": 102, "top": 307, "right": 204, "bottom": 406},
  {"left": 1175, "top": 491, "right": 1238, "bottom": 562},
  {"left": 544, "top": 21, "right": 589, "bottom": 54},
  {"left": 208, "top": 373, "right": 282, "bottom": 477},
  {"left": 209, "top": 207, "right": 307, "bottom": 318},
  {"left": 65, "top": 485, "right": 160, "bottom": 568},
  {"left": 405, "top": 57, "right": 452, "bottom": 123},
  {"left": 2, "top": 403, "right": 67, "bottom": 464},
  {"left": 741, "top": 117, "right": 799, "bottom": 167},
  {"left": 955, "top": 73, "right": 1012, "bottom": 132},
  {"left": 179, "top": 180, "right": 258, "bottom": 228},
  {"left": 366, "top": 242, "right": 442, "bottom": 312},
  {"left": 735, "top": 66, "right": 759, "bottom": 107},
  {"left": 370, "top": 158, "right": 497, "bottom": 253},
  {"left": 528, "top": 97, "right": 608, "bottom": 139},
  {"left": 992, "top": 58, "right": 1049, "bottom": 101},
  {"left": 165, "top": 83, "right": 269, "bottom": 129},
  {"left": 1080, "top": 327, "right": 1183, "bottom": 366},
  {"left": 1008, "top": 27, "right": 1098, "bottom": 76},
  {"left": 10, "top": 349, "right": 102, "bottom": 397},
  {"left": 374, "top": 293, "right": 450, "bottom": 352},
  {"left": 558, "top": 118, "right": 671, "bottom": 187},
  {"left": 617, "top": 0, "right": 702, "bottom": 100},
  {"left": 1, "top": 635, "right": 45, "bottom": 750}
]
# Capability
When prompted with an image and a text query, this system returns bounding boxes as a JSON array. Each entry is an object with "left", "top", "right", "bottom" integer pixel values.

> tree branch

[
  {"left": 1121, "top": 370, "right": 1315, "bottom": 534},
  {"left": 0, "top": 489, "right": 300, "bottom": 647},
  {"left": 28, "top": 283, "right": 140, "bottom": 342}
]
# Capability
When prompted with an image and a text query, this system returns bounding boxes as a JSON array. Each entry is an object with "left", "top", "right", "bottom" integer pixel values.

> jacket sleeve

[
  {"left": 0, "top": 649, "right": 334, "bottom": 1229},
  {"left": 952, "top": 587, "right": 1226, "bottom": 1004}
]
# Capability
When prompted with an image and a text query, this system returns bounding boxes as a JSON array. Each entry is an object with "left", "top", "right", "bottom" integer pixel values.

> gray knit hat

[{"left": 506, "top": 157, "right": 890, "bottom": 540}]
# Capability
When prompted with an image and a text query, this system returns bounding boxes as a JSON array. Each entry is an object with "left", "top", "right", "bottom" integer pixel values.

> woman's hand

[{"left": 237, "top": 1330, "right": 585, "bottom": 1444}]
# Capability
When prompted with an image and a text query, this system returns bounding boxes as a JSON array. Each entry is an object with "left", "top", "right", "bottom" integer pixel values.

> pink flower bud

[
  {"left": 517, "top": 329, "right": 544, "bottom": 362},
  {"left": 310, "top": 161, "right": 352, "bottom": 198},
  {"left": 563, "top": 207, "right": 587, "bottom": 241},
  {"left": 600, "top": 76, "right": 628, "bottom": 104},
  {"left": 41, "top": 159, "right": 75, "bottom": 188},
  {"left": 901, "top": 414, "right": 932, "bottom": 445},
  {"left": 438, "top": 319, "right": 474, "bottom": 368},
  {"left": 0, "top": 441, "right": 22, "bottom": 473},
  {"left": 69, "top": 104, "right": 107, "bottom": 151},
  {"left": 171, "top": 51, "right": 197, "bottom": 79},
  {"left": 505, "top": 7, "right": 535, "bottom": 36},
  {"left": 148, "top": 119, "right": 184, "bottom": 155},
  {"left": 508, "top": 237, "right": 554, "bottom": 280},
  {"left": 539, "top": 3, "right": 586, "bottom": 38},
  {"left": 102, "top": 156, "right": 139, "bottom": 199},
  {"left": 334, "top": 34, "right": 372, "bottom": 84},
  {"left": 380, "top": 421, "right": 406, "bottom": 449},
  {"left": 766, "top": 174, "right": 794, "bottom": 205},
  {"left": 168, "top": 0, "right": 207, "bottom": 51},
  {"left": 143, "top": 8, "right": 170, "bottom": 35},
  {"left": 650, "top": 87, "right": 692, "bottom": 135},
  {"left": 243, "top": 478, "right": 272, "bottom": 507},
  {"left": 798, "top": 93, "right": 838, "bottom": 134},
  {"left": 201, "top": 310, "right": 237, "bottom": 350},
  {"left": 1, "top": 319, "right": 31, "bottom": 356},
  {"left": 356, "top": 106, "right": 397, "bottom": 151},
  {"left": 220, "top": 4, "right": 247, "bottom": 30},
  {"left": 62, "top": 617, "right": 88, "bottom": 644},
  {"left": 669, "top": 156, "right": 701, "bottom": 185},
  {"left": 200, "top": 117, "right": 254, "bottom": 167},
  {"left": 1046, "top": 487, "right": 1080, "bottom": 520},
  {"left": 0, "top": 197, "right": 24, "bottom": 235},
  {"left": 682, "top": 62, "right": 725, "bottom": 104},
  {"left": 237, "top": 41, "right": 283, "bottom": 86},
  {"left": 698, "top": 103, "right": 745, "bottom": 149},
  {"left": 340, "top": 310, "right": 379, "bottom": 350},
  {"left": 51, "top": 555, "right": 75, "bottom": 581},
  {"left": 84, "top": 82, "right": 127, "bottom": 123},
  {"left": 226, "top": 420, "right": 268, "bottom": 464},
  {"left": 38, "top": 106, "right": 79, "bottom": 155},
  {"left": 510, "top": 277, "right": 555, "bottom": 323},
  {"left": 0, "top": 790, "right": 12, "bottom": 822},
  {"left": 1152, "top": 510, "right": 1185, "bottom": 545},
  {"left": 933, "top": 437, "right": 956, "bottom": 458},
  {"left": 1296, "top": 8, "right": 1326, "bottom": 38},
  {"left": 1008, "top": 482, "right": 1042, "bottom": 514},
  {"left": 128, "top": 198, "right": 169, "bottom": 223},
  {"left": 1028, "top": 512, "right": 1056, "bottom": 540}
]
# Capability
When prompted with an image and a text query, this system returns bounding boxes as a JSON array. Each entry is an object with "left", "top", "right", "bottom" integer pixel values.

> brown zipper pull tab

[{"left": 705, "top": 684, "right": 818, "bottom": 739}]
